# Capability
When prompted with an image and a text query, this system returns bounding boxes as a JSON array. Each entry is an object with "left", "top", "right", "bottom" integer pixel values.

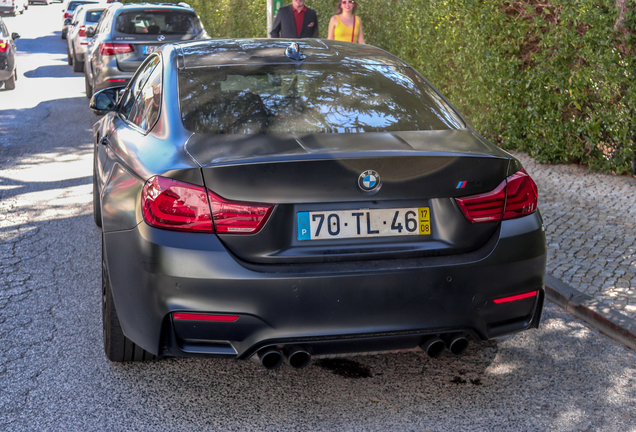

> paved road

[{"left": 1, "top": 5, "right": 635, "bottom": 431}]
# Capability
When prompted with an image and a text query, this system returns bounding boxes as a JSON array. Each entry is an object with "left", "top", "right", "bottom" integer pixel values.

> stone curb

[{"left": 545, "top": 274, "right": 636, "bottom": 351}]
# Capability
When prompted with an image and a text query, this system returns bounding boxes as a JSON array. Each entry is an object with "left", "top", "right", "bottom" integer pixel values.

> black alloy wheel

[{"left": 102, "top": 235, "right": 156, "bottom": 362}]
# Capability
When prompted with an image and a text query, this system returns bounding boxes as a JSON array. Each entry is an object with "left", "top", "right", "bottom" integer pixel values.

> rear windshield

[
  {"left": 67, "top": 1, "right": 97, "bottom": 12},
  {"left": 114, "top": 10, "right": 202, "bottom": 35},
  {"left": 85, "top": 10, "right": 104, "bottom": 23},
  {"left": 179, "top": 64, "right": 464, "bottom": 134}
]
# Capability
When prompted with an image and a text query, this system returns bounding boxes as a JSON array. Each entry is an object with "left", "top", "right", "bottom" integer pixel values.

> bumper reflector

[
  {"left": 173, "top": 313, "right": 239, "bottom": 322},
  {"left": 493, "top": 290, "right": 538, "bottom": 304}
]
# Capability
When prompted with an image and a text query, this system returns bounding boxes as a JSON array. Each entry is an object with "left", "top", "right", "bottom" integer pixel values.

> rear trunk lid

[{"left": 186, "top": 130, "right": 513, "bottom": 264}]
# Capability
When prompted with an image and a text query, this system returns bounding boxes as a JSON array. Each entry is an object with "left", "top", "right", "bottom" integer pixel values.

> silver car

[
  {"left": 84, "top": 2, "right": 207, "bottom": 98},
  {"left": 61, "top": 0, "right": 99, "bottom": 39},
  {"left": 66, "top": 4, "right": 104, "bottom": 72}
]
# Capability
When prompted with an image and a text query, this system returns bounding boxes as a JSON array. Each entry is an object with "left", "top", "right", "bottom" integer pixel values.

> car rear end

[
  {"left": 101, "top": 41, "right": 546, "bottom": 365},
  {"left": 63, "top": 1, "right": 98, "bottom": 38},
  {"left": 0, "top": 0, "right": 20, "bottom": 15},
  {"left": 73, "top": 6, "right": 103, "bottom": 61},
  {"left": 92, "top": 4, "right": 205, "bottom": 93}
]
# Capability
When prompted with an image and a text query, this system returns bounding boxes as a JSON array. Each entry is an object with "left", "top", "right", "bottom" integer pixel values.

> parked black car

[
  {"left": 0, "top": 17, "right": 19, "bottom": 90},
  {"left": 90, "top": 39, "right": 547, "bottom": 368},
  {"left": 84, "top": 1, "right": 207, "bottom": 98}
]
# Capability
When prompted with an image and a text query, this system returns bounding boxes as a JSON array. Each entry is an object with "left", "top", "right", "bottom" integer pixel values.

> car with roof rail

[
  {"left": 62, "top": 0, "right": 101, "bottom": 39},
  {"left": 66, "top": 3, "right": 105, "bottom": 71},
  {"left": 83, "top": 1, "right": 206, "bottom": 98},
  {"left": 89, "top": 39, "right": 547, "bottom": 368}
]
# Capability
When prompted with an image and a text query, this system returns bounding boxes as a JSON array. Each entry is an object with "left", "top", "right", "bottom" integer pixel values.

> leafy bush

[{"left": 126, "top": 0, "right": 635, "bottom": 173}]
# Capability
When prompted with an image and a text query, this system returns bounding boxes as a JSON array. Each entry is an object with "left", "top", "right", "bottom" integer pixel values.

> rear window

[
  {"left": 179, "top": 64, "right": 465, "bottom": 134},
  {"left": 85, "top": 10, "right": 104, "bottom": 23},
  {"left": 114, "top": 10, "right": 202, "bottom": 35},
  {"left": 67, "top": 1, "right": 97, "bottom": 12}
]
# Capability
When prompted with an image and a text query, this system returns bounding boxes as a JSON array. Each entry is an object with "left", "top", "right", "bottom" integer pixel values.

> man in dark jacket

[{"left": 270, "top": 0, "right": 319, "bottom": 38}]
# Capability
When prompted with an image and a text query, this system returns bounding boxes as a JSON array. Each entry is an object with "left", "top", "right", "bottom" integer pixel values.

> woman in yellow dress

[{"left": 327, "top": 0, "right": 365, "bottom": 44}]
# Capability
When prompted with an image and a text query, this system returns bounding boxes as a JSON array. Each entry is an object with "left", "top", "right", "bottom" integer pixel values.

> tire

[
  {"left": 93, "top": 155, "right": 102, "bottom": 227},
  {"left": 73, "top": 50, "right": 84, "bottom": 72},
  {"left": 67, "top": 46, "right": 73, "bottom": 65},
  {"left": 61, "top": 28, "right": 67, "bottom": 40},
  {"left": 102, "top": 236, "right": 156, "bottom": 362},
  {"left": 84, "top": 71, "right": 93, "bottom": 99},
  {"left": 4, "top": 71, "right": 15, "bottom": 90}
]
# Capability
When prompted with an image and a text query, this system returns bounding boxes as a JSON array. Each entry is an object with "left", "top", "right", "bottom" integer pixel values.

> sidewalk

[{"left": 513, "top": 151, "right": 636, "bottom": 349}]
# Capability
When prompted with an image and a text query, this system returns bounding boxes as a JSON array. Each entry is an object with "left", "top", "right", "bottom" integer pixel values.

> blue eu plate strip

[{"left": 297, "top": 212, "right": 311, "bottom": 241}]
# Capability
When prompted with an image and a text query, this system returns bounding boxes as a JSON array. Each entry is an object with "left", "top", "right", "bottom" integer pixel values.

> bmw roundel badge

[
  {"left": 157, "top": 35, "right": 166, "bottom": 42},
  {"left": 358, "top": 170, "right": 381, "bottom": 194}
]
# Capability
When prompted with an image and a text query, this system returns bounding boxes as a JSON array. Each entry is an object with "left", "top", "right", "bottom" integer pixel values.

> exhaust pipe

[
  {"left": 257, "top": 347, "right": 283, "bottom": 370},
  {"left": 284, "top": 345, "right": 312, "bottom": 369},
  {"left": 446, "top": 335, "right": 469, "bottom": 355},
  {"left": 420, "top": 337, "right": 445, "bottom": 358}
]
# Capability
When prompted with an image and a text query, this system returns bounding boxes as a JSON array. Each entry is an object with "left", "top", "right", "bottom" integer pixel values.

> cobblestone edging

[{"left": 513, "top": 152, "right": 636, "bottom": 320}]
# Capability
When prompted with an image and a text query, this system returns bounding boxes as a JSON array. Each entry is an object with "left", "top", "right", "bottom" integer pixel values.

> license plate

[
  {"left": 143, "top": 45, "right": 159, "bottom": 55},
  {"left": 297, "top": 207, "right": 431, "bottom": 241}
]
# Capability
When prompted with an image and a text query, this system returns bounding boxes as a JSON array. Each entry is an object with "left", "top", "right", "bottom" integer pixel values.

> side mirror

[
  {"left": 11, "top": 32, "right": 20, "bottom": 41},
  {"left": 64, "top": 18, "right": 72, "bottom": 25},
  {"left": 90, "top": 86, "right": 125, "bottom": 115},
  {"left": 85, "top": 27, "right": 94, "bottom": 38}
]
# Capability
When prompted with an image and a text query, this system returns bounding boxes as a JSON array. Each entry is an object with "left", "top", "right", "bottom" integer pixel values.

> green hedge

[{"left": 127, "top": 0, "right": 636, "bottom": 173}]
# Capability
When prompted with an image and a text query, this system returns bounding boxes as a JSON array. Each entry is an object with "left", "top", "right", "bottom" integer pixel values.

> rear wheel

[
  {"left": 67, "top": 46, "right": 73, "bottom": 65},
  {"left": 4, "top": 71, "right": 15, "bottom": 90},
  {"left": 84, "top": 71, "right": 93, "bottom": 99},
  {"left": 73, "top": 49, "right": 84, "bottom": 72},
  {"left": 102, "top": 236, "right": 156, "bottom": 362}
]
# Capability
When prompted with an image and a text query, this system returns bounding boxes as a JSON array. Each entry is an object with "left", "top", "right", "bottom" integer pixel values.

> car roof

[
  {"left": 109, "top": 2, "right": 194, "bottom": 12},
  {"left": 174, "top": 39, "right": 410, "bottom": 69}
]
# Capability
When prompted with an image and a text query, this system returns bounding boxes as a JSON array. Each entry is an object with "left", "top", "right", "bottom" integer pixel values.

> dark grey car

[
  {"left": 90, "top": 39, "right": 546, "bottom": 369},
  {"left": 0, "top": 17, "right": 19, "bottom": 90},
  {"left": 84, "top": 2, "right": 207, "bottom": 98}
]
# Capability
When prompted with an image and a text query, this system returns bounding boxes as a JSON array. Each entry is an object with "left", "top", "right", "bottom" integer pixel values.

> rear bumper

[
  {"left": 104, "top": 212, "right": 547, "bottom": 358},
  {"left": 0, "top": 6, "right": 17, "bottom": 13}
]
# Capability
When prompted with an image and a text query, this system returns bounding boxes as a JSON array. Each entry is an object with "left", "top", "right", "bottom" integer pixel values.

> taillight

[
  {"left": 0, "top": 41, "right": 7, "bottom": 53},
  {"left": 78, "top": 25, "right": 86, "bottom": 37},
  {"left": 456, "top": 169, "right": 538, "bottom": 224},
  {"left": 142, "top": 177, "right": 213, "bottom": 232},
  {"left": 99, "top": 42, "right": 134, "bottom": 56},
  {"left": 142, "top": 176, "right": 273, "bottom": 234},
  {"left": 502, "top": 170, "right": 538, "bottom": 219},
  {"left": 64, "top": 12, "right": 73, "bottom": 19},
  {"left": 208, "top": 190, "right": 273, "bottom": 234}
]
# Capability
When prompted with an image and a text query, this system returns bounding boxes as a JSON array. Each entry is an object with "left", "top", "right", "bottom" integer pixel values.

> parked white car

[
  {"left": 66, "top": 3, "right": 104, "bottom": 72},
  {"left": 0, "top": 0, "right": 27, "bottom": 16}
]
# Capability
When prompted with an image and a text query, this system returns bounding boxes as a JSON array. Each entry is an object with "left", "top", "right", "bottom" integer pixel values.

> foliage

[{"left": 126, "top": 0, "right": 636, "bottom": 173}]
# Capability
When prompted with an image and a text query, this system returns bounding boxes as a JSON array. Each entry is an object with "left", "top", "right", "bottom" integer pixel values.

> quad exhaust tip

[
  {"left": 420, "top": 337, "right": 446, "bottom": 358},
  {"left": 257, "top": 345, "right": 312, "bottom": 370},
  {"left": 446, "top": 335, "right": 469, "bottom": 355},
  {"left": 257, "top": 347, "right": 283, "bottom": 370},
  {"left": 285, "top": 345, "right": 312, "bottom": 369},
  {"left": 421, "top": 334, "right": 470, "bottom": 358}
]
